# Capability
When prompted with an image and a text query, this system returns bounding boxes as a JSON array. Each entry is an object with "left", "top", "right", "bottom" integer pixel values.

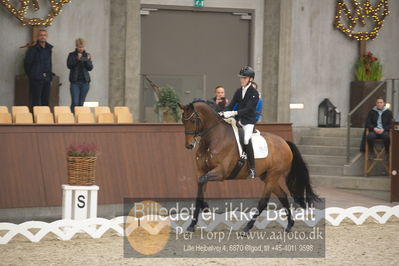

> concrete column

[
  {"left": 125, "top": 0, "right": 142, "bottom": 119},
  {"left": 262, "top": 0, "right": 292, "bottom": 122},
  {"left": 277, "top": 0, "right": 292, "bottom": 122},
  {"left": 262, "top": 0, "right": 280, "bottom": 122},
  {"left": 109, "top": 0, "right": 127, "bottom": 107},
  {"left": 109, "top": 0, "right": 141, "bottom": 120}
]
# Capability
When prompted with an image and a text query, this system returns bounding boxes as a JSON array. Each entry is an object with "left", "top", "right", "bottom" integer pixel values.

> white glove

[{"left": 222, "top": 111, "right": 237, "bottom": 118}]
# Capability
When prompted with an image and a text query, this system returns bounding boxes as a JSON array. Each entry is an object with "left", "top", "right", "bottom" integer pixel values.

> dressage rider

[{"left": 222, "top": 66, "right": 259, "bottom": 179}]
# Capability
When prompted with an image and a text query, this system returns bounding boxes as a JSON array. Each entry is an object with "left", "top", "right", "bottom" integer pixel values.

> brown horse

[{"left": 179, "top": 100, "right": 319, "bottom": 233}]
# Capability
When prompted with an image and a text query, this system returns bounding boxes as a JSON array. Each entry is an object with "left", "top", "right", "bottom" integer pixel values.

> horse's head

[
  {"left": 179, "top": 102, "right": 202, "bottom": 149},
  {"left": 180, "top": 100, "right": 223, "bottom": 149}
]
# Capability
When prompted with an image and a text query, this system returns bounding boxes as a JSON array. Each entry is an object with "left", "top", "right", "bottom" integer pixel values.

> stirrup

[{"left": 247, "top": 169, "right": 256, "bottom": 179}]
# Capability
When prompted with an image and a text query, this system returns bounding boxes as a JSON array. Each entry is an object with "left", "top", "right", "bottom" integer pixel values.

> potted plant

[
  {"left": 355, "top": 52, "right": 383, "bottom": 81},
  {"left": 350, "top": 51, "right": 386, "bottom": 127},
  {"left": 155, "top": 87, "right": 181, "bottom": 123},
  {"left": 66, "top": 143, "right": 98, "bottom": 186}
]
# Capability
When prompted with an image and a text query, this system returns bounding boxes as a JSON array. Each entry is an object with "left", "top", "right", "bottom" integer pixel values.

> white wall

[
  {"left": 0, "top": 0, "right": 110, "bottom": 107},
  {"left": 290, "top": 0, "right": 399, "bottom": 127}
]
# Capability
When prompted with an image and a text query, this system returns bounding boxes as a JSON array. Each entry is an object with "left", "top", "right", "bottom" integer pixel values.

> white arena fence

[{"left": 1, "top": 205, "right": 398, "bottom": 244}]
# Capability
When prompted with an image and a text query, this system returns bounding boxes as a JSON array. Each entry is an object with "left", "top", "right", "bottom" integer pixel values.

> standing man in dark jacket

[
  {"left": 24, "top": 29, "right": 53, "bottom": 107},
  {"left": 366, "top": 97, "right": 393, "bottom": 159},
  {"left": 67, "top": 38, "right": 93, "bottom": 112},
  {"left": 222, "top": 66, "right": 259, "bottom": 179}
]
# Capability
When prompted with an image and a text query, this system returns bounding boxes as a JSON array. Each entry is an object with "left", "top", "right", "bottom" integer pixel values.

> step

[
  {"left": 310, "top": 175, "right": 390, "bottom": 191},
  {"left": 303, "top": 155, "right": 346, "bottom": 166},
  {"left": 297, "top": 145, "right": 358, "bottom": 157},
  {"left": 308, "top": 164, "right": 343, "bottom": 176},
  {"left": 307, "top": 127, "right": 364, "bottom": 138},
  {"left": 301, "top": 136, "right": 361, "bottom": 147}
]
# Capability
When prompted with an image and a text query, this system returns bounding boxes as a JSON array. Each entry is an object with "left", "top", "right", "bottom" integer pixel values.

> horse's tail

[{"left": 285, "top": 140, "right": 320, "bottom": 208}]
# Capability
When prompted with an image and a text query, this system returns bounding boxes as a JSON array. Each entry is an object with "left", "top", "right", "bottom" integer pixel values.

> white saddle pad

[
  {"left": 252, "top": 131, "right": 268, "bottom": 159},
  {"left": 223, "top": 118, "right": 268, "bottom": 159}
]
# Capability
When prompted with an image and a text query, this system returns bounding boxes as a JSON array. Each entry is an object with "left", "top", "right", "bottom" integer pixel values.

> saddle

[{"left": 223, "top": 118, "right": 268, "bottom": 159}]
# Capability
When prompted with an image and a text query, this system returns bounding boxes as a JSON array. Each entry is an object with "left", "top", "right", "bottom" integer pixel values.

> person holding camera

[
  {"left": 212, "top": 86, "right": 229, "bottom": 112},
  {"left": 67, "top": 38, "right": 93, "bottom": 112}
]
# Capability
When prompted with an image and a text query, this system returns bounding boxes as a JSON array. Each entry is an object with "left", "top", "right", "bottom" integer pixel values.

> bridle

[
  {"left": 182, "top": 105, "right": 222, "bottom": 141},
  {"left": 183, "top": 109, "right": 203, "bottom": 138}
]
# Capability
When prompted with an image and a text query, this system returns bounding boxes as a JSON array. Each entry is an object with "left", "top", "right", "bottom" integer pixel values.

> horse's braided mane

[
  {"left": 190, "top": 98, "right": 220, "bottom": 113},
  {"left": 189, "top": 98, "right": 226, "bottom": 123}
]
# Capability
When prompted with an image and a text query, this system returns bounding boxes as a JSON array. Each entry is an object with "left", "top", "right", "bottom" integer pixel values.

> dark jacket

[
  {"left": 67, "top": 50, "right": 93, "bottom": 83},
  {"left": 24, "top": 41, "right": 53, "bottom": 80},
  {"left": 365, "top": 108, "right": 393, "bottom": 131},
  {"left": 226, "top": 85, "right": 259, "bottom": 125},
  {"left": 360, "top": 107, "right": 393, "bottom": 152}
]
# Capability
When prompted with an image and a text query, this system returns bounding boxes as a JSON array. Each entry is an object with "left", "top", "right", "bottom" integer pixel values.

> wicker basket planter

[{"left": 67, "top": 156, "right": 97, "bottom": 186}]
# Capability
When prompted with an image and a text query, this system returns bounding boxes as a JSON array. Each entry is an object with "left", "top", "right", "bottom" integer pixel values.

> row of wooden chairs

[{"left": 0, "top": 106, "right": 133, "bottom": 124}]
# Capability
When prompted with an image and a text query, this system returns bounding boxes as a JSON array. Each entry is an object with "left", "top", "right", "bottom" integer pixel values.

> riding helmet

[{"left": 238, "top": 66, "right": 255, "bottom": 78}]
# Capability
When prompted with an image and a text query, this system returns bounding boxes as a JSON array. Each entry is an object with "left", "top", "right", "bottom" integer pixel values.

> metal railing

[{"left": 346, "top": 79, "right": 399, "bottom": 163}]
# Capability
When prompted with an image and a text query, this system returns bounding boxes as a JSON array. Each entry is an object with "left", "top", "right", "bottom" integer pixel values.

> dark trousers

[
  {"left": 367, "top": 131, "right": 390, "bottom": 153},
  {"left": 70, "top": 82, "right": 90, "bottom": 112},
  {"left": 30, "top": 78, "right": 51, "bottom": 107}
]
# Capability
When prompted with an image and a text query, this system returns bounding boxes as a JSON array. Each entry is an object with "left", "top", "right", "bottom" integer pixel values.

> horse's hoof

[
  {"left": 201, "top": 202, "right": 210, "bottom": 212},
  {"left": 285, "top": 220, "right": 295, "bottom": 232},
  {"left": 186, "top": 226, "right": 195, "bottom": 233},
  {"left": 241, "top": 225, "right": 251, "bottom": 236},
  {"left": 239, "top": 231, "right": 248, "bottom": 237}
]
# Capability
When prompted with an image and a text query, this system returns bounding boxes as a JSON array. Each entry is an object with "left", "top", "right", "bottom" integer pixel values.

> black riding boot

[{"left": 245, "top": 140, "right": 256, "bottom": 179}]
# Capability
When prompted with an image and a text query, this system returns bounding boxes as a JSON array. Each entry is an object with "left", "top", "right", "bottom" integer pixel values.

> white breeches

[{"left": 241, "top": 123, "right": 254, "bottom": 145}]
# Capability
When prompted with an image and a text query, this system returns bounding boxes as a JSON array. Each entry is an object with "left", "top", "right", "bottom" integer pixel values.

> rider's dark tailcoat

[{"left": 226, "top": 85, "right": 259, "bottom": 125}]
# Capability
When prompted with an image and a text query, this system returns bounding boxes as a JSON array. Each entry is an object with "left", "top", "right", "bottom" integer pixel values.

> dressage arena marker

[
  {"left": 62, "top": 185, "right": 99, "bottom": 220},
  {"left": 0, "top": 205, "right": 398, "bottom": 244}
]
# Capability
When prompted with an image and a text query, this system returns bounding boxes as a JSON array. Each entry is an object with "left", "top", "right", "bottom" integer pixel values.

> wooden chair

[
  {"left": 54, "top": 106, "right": 71, "bottom": 120},
  {"left": 98, "top": 113, "right": 115, "bottom": 124},
  {"left": 56, "top": 113, "right": 75, "bottom": 124},
  {"left": 35, "top": 113, "right": 54, "bottom": 124},
  {"left": 12, "top": 106, "right": 29, "bottom": 121},
  {"left": 0, "top": 106, "right": 9, "bottom": 113},
  {"left": 95, "top": 106, "right": 111, "bottom": 122},
  {"left": 114, "top": 106, "right": 130, "bottom": 117},
  {"left": 77, "top": 112, "right": 95, "bottom": 124},
  {"left": 364, "top": 129, "right": 390, "bottom": 176},
  {"left": 33, "top": 106, "right": 50, "bottom": 115},
  {"left": 14, "top": 112, "right": 33, "bottom": 124},
  {"left": 0, "top": 113, "right": 12, "bottom": 124},
  {"left": 116, "top": 112, "right": 133, "bottom": 123},
  {"left": 33, "top": 106, "right": 51, "bottom": 123},
  {"left": 74, "top": 106, "right": 91, "bottom": 115}
]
